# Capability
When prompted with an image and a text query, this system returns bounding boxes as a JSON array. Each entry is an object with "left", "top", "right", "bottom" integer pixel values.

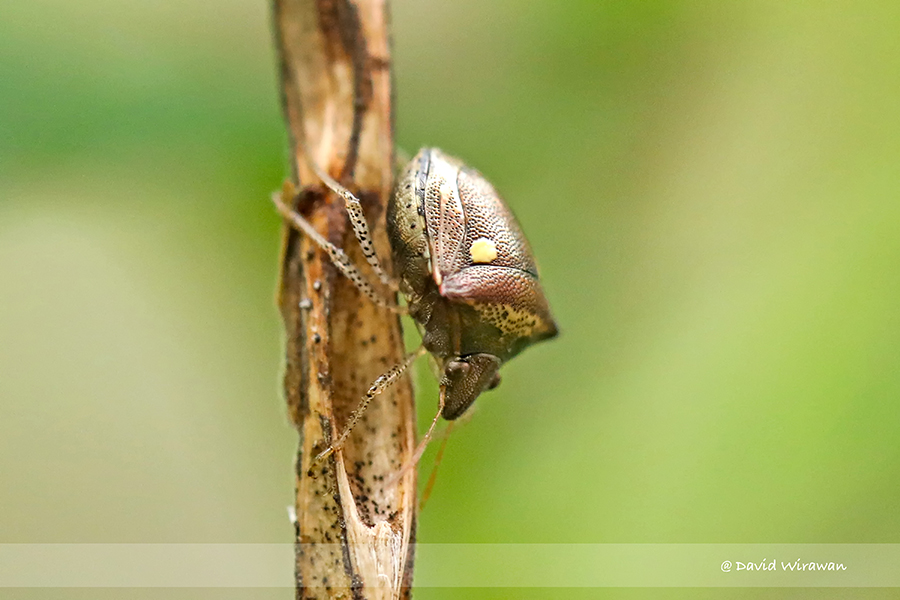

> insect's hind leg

[
  {"left": 272, "top": 185, "right": 405, "bottom": 314},
  {"left": 304, "top": 156, "right": 399, "bottom": 291}
]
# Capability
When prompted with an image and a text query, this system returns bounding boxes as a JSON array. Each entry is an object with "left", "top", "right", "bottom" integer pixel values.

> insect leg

[
  {"left": 272, "top": 188, "right": 406, "bottom": 314},
  {"left": 315, "top": 345, "right": 426, "bottom": 461},
  {"left": 304, "top": 157, "right": 399, "bottom": 290}
]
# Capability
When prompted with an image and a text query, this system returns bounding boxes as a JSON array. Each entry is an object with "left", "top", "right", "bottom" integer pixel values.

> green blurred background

[{"left": 2, "top": 0, "right": 899, "bottom": 598}]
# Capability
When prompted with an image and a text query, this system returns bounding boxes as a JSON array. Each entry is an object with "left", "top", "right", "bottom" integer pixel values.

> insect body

[
  {"left": 274, "top": 148, "right": 557, "bottom": 457},
  {"left": 388, "top": 149, "right": 558, "bottom": 419}
]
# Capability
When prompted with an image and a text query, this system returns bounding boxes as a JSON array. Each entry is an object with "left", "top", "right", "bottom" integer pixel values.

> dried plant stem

[{"left": 272, "top": 0, "right": 417, "bottom": 598}]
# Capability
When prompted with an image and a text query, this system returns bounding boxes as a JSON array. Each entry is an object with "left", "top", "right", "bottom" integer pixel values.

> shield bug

[{"left": 274, "top": 148, "right": 557, "bottom": 461}]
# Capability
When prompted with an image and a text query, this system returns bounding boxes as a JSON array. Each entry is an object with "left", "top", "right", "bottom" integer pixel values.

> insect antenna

[
  {"left": 420, "top": 421, "right": 454, "bottom": 511},
  {"left": 386, "top": 386, "right": 447, "bottom": 488}
]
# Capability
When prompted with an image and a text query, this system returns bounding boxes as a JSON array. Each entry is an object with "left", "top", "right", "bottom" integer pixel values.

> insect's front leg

[{"left": 315, "top": 345, "right": 426, "bottom": 461}]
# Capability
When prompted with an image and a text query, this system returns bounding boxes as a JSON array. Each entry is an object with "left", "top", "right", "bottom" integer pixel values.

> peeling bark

[{"left": 272, "top": 1, "right": 416, "bottom": 597}]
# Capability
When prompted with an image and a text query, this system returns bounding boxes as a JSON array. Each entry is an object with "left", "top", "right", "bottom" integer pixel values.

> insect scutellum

[{"left": 273, "top": 147, "right": 557, "bottom": 463}]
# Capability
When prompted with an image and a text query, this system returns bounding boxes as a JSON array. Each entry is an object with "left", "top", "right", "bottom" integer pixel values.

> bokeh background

[{"left": 2, "top": 0, "right": 899, "bottom": 598}]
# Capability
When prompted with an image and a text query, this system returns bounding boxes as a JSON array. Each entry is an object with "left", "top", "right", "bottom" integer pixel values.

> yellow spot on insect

[{"left": 470, "top": 238, "right": 498, "bottom": 264}]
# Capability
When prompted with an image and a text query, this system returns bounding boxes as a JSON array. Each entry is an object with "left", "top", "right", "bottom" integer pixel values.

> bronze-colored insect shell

[{"left": 387, "top": 148, "right": 558, "bottom": 420}]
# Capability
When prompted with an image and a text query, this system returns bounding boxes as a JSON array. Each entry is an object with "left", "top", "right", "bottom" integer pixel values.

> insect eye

[
  {"left": 444, "top": 360, "right": 470, "bottom": 378},
  {"left": 487, "top": 372, "right": 502, "bottom": 391}
]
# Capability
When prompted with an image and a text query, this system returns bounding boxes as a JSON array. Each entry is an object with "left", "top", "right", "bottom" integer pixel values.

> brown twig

[{"left": 272, "top": 0, "right": 417, "bottom": 598}]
